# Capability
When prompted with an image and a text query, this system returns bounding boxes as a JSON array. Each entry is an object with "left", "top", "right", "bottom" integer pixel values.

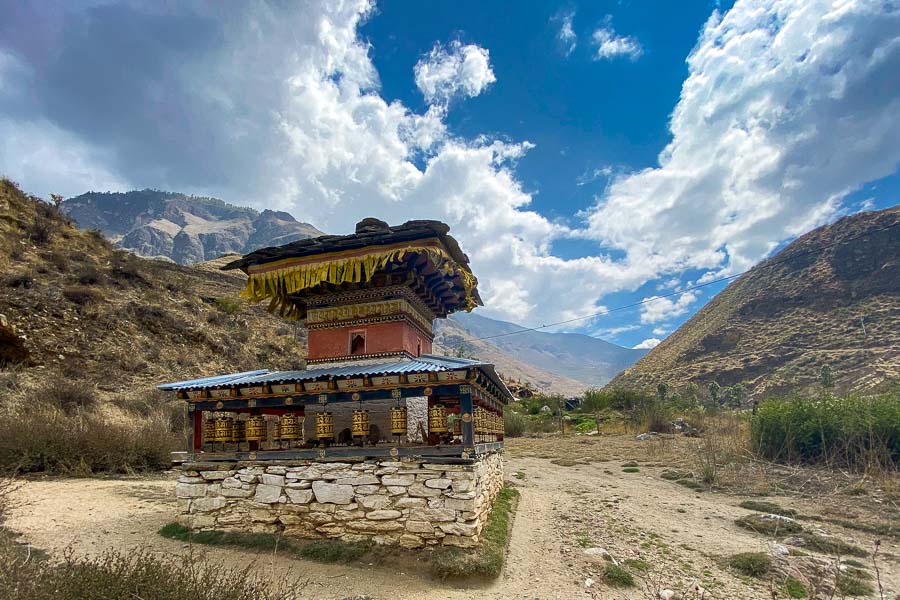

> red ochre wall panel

[{"left": 307, "top": 320, "right": 433, "bottom": 361}]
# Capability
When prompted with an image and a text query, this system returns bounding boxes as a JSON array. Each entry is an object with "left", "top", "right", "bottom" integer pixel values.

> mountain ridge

[
  {"left": 61, "top": 189, "right": 323, "bottom": 264},
  {"left": 608, "top": 206, "right": 900, "bottom": 397}
]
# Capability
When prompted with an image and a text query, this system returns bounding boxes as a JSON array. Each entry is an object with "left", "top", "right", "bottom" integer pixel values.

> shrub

[
  {"left": 729, "top": 552, "right": 771, "bottom": 577},
  {"left": 603, "top": 564, "right": 635, "bottom": 587},
  {"left": 39, "top": 376, "right": 97, "bottom": 414},
  {"left": 6, "top": 272, "right": 34, "bottom": 289},
  {"left": 76, "top": 265, "right": 102, "bottom": 285},
  {"left": 62, "top": 286, "right": 104, "bottom": 307},
  {"left": 0, "top": 401, "right": 177, "bottom": 474},
  {"left": 0, "top": 544, "right": 294, "bottom": 600},
  {"left": 26, "top": 212, "right": 56, "bottom": 245},
  {"left": 213, "top": 297, "right": 242, "bottom": 315},
  {"left": 503, "top": 410, "right": 526, "bottom": 437},
  {"left": 751, "top": 392, "right": 900, "bottom": 470},
  {"left": 734, "top": 514, "right": 803, "bottom": 536}
]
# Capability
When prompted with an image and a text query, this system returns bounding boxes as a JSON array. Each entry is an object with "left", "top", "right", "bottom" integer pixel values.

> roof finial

[{"left": 356, "top": 217, "right": 390, "bottom": 233}]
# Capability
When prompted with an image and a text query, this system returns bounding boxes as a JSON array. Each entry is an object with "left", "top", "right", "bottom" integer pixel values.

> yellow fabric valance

[{"left": 241, "top": 244, "right": 479, "bottom": 319}]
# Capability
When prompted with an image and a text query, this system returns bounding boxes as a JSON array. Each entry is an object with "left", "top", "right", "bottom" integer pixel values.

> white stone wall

[{"left": 175, "top": 452, "right": 504, "bottom": 549}]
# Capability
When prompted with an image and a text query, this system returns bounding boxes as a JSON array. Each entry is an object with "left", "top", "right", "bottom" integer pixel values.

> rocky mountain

[
  {"left": 61, "top": 190, "right": 323, "bottom": 264},
  {"left": 434, "top": 312, "right": 647, "bottom": 395},
  {"left": 609, "top": 206, "right": 900, "bottom": 397},
  {"left": 0, "top": 179, "right": 307, "bottom": 400}
]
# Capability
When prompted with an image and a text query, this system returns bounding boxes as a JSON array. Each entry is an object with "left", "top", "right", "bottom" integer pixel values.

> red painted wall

[{"left": 308, "top": 320, "right": 433, "bottom": 361}]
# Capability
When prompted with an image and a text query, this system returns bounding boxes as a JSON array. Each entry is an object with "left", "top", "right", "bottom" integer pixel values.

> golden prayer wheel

[
  {"left": 231, "top": 419, "right": 246, "bottom": 443},
  {"left": 493, "top": 413, "right": 500, "bottom": 435},
  {"left": 352, "top": 409, "right": 370, "bottom": 438},
  {"left": 213, "top": 417, "right": 234, "bottom": 443},
  {"left": 245, "top": 415, "right": 267, "bottom": 442},
  {"left": 316, "top": 411, "right": 334, "bottom": 440},
  {"left": 272, "top": 419, "right": 282, "bottom": 442},
  {"left": 202, "top": 419, "right": 216, "bottom": 445},
  {"left": 474, "top": 407, "right": 486, "bottom": 434},
  {"left": 390, "top": 406, "right": 407, "bottom": 436},
  {"left": 280, "top": 413, "right": 302, "bottom": 440},
  {"left": 429, "top": 404, "right": 448, "bottom": 433},
  {"left": 452, "top": 415, "right": 461, "bottom": 436}
]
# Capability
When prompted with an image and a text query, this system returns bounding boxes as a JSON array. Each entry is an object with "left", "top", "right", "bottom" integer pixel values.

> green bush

[
  {"left": 729, "top": 552, "right": 771, "bottom": 577},
  {"left": 751, "top": 392, "right": 900, "bottom": 469},
  {"left": 503, "top": 410, "right": 527, "bottom": 437}
]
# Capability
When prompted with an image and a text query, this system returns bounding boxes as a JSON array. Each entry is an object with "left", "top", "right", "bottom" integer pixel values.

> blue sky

[{"left": 1, "top": 0, "right": 898, "bottom": 350}]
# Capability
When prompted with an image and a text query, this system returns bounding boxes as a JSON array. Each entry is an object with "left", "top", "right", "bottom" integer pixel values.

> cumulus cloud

[
  {"left": 1, "top": 0, "right": 898, "bottom": 334},
  {"left": 633, "top": 338, "right": 661, "bottom": 349},
  {"left": 639, "top": 291, "right": 698, "bottom": 324},
  {"left": 553, "top": 10, "right": 578, "bottom": 56},
  {"left": 584, "top": 0, "right": 900, "bottom": 282},
  {"left": 414, "top": 40, "right": 496, "bottom": 105},
  {"left": 592, "top": 16, "right": 643, "bottom": 61}
]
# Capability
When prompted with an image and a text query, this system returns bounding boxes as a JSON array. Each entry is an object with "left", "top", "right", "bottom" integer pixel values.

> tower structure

[{"left": 225, "top": 217, "right": 481, "bottom": 365}]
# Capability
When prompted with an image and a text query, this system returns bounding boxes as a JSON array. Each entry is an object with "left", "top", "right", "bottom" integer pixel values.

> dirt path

[{"left": 7, "top": 440, "right": 899, "bottom": 599}]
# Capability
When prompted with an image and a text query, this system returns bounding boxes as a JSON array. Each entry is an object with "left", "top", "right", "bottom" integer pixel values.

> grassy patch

[
  {"left": 735, "top": 514, "right": 803, "bottom": 536},
  {"left": 624, "top": 558, "right": 651, "bottom": 573},
  {"left": 660, "top": 469, "right": 690, "bottom": 481},
  {"left": 622, "top": 466, "right": 640, "bottom": 473},
  {"left": 1, "top": 528, "right": 292, "bottom": 600},
  {"left": 835, "top": 572, "right": 875, "bottom": 597},
  {"left": 782, "top": 576, "right": 807, "bottom": 598},
  {"left": 159, "top": 523, "right": 379, "bottom": 564},
  {"left": 792, "top": 532, "right": 867, "bottom": 558},
  {"left": 621, "top": 461, "right": 639, "bottom": 468},
  {"left": 574, "top": 532, "right": 593, "bottom": 548},
  {"left": 513, "top": 471, "right": 526, "bottom": 480},
  {"left": 676, "top": 478, "right": 704, "bottom": 491},
  {"left": 430, "top": 486, "right": 519, "bottom": 580},
  {"left": 739, "top": 500, "right": 797, "bottom": 517},
  {"left": 728, "top": 552, "right": 771, "bottom": 577},
  {"left": 549, "top": 458, "right": 580, "bottom": 467},
  {"left": 603, "top": 564, "right": 635, "bottom": 587}
]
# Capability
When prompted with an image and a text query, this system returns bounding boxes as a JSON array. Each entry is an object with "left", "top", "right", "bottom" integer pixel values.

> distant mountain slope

[
  {"left": 609, "top": 206, "right": 900, "bottom": 397},
  {"left": 434, "top": 312, "right": 646, "bottom": 395},
  {"left": 61, "top": 190, "right": 323, "bottom": 264}
]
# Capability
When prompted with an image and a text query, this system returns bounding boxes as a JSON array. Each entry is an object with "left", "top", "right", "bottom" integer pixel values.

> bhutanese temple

[{"left": 159, "top": 217, "right": 511, "bottom": 549}]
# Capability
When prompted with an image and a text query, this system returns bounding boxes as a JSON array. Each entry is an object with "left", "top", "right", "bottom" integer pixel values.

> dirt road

[{"left": 7, "top": 437, "right": 899, "bottom": 599}]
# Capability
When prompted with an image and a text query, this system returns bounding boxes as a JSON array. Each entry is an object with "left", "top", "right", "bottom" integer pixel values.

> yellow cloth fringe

[{"left": 242, "top": 245, "right": 479, "bottom": 319}]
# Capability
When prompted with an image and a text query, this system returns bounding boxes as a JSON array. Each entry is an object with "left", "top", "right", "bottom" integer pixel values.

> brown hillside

[
  {"left": 609, "top": 206, "right": 900, "bottom": 397},
  {"left": 0, "top": 179, "right": 307, "bottom": 405}
]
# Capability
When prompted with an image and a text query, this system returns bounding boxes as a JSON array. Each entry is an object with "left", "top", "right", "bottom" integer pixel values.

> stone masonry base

[{"left": 175, "top": 451, "right": 503, "bottom": 549}]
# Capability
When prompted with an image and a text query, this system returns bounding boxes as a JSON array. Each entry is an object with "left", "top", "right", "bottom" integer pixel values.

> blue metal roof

[{"left": 158, "top": 355, "right": 511, "bottom": 401}]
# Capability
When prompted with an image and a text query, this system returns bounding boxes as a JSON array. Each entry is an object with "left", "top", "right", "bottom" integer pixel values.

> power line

[{"left": 466, "top": 219, "right": 900, "bottom": 342}]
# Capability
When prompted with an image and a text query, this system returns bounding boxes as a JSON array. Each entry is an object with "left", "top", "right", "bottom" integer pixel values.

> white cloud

[
  {"left": 414, "top": 40, "right": 496, "bottom": 105},
  {"left": 640, "top": 291, "right": 698, "bottom": 324},
  {"left": 585, "top": 0, "right": 900, "bottom": 282},
  {"left": 633, "top": 338, "right": 661, "bottom": 349},
  {"left": 2, "top": 0, "right": 899, "bottom": 334},
  {"left": 652, "top": 327, "right": 667, "bottom": 336},
  {"left": 592, "top": 16, "right": 643, "bottom": 61},
  {"left": 554, "top": 11, "right": 578, "bottom": 57}
]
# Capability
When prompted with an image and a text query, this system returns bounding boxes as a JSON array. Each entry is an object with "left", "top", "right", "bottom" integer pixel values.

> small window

[{"left": 350, "top": 333, "right": 366, "bottom": 355}]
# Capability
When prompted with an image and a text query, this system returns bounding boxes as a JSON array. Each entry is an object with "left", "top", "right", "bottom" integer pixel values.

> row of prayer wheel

[
  {"left": 474, "top": 407, "right": 503, "bottom": 436},
  {"left": 201, "top": 404, "right": 504, "bottom": 446},
  {"left": 204, "top": 414, "right": 303, "bottom": 444}
]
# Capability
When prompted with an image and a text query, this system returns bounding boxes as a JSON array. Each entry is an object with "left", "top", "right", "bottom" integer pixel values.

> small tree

[
  {"left": 656, "top": 382, "right": 668, "bottom": 403},
  {"left": 581, "top": 388, "right": 609, "bottom": 434},
  {"left": 820, "top": 365, "right": 834, "bottom": 390},
  {"left": 725, "top": 383, "right": 745, "bottom": 409},
  {"left": 50, "top": 193, "right": 64, "bottom": 210},
  {"left": 707, "top": 381, "right": 721, "bottom": 406}
]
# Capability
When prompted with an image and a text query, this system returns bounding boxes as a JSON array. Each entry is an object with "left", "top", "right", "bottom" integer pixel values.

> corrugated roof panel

[
  {"left": 157, "top": 369, "right": 270, "bottom": 391},
  {"left": 157, "top": 355, "right": 512, "bottom": 402}
]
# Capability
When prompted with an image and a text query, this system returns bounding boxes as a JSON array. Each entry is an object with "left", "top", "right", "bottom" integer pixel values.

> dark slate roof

[
  {"left": 223, "top": 218, "right": 473, "bottom": 277},
  {"left": 158, "top": 355, "right": 512, "bottom": 402}
]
